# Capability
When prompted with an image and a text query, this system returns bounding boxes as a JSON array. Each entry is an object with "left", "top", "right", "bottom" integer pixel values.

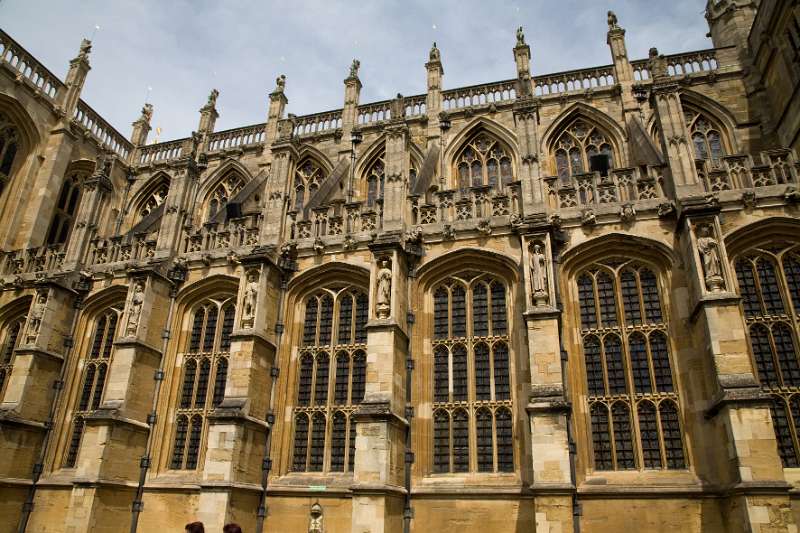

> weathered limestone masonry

[{"left": 2, "top": 1, "right": 800, "bottom": 532}]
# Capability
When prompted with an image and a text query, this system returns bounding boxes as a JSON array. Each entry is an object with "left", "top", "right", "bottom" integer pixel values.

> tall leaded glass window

[
  {"left": 206, "top": 170, "right": 245, "bottom": 220},
  {"left": 552, "top": 119, "right": 615, "bottom": 180},
  {"left": 735, "top": 244, "right": 800, "bottom": 467},
  {"left": 363, "top": 152, "right": 386, "bottom": 209},
  {"left": 0, "top": 316, "right": 24, "bottom": 397},
  {"left": 170, "top": 298, "right": 234, "bottom": 470},
  {"left": 454, "top": 132, "right": 514, "bottom": 194},
  {"left": 577, "top": 262, "right": 686, "bottom": 471},
  {"left": 46, "top": 172, "right": 82, "bottom": 246},
  {"left": 684, "top": 107, "right": 725, "bottom": 167},
  {"left": 292, "top": 287, "right": 368, "bottom": 473},
  {"left": 293, "top": 159, "right": 326, "bottom": 212},
  {"left": 64, "top": 308, "right": 121, "bottom": 467},
  {"left": 0, "top": 111, "right": 20, "bottom": 195},
  {"left": 431, "top": 272, "right": 514, "bottom": 474}
]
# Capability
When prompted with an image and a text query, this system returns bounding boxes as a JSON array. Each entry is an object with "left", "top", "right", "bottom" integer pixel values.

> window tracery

[
  {"left": 0, "top": 316, "right": 24, "bottom": 397},
  {"left": 292, "top": 287, "right": 368, "bottom": 473},
  {"left": 139, "top": 181, "right": 170, "bottom": 219},
  {"left": 735, "top": 244, "right": 800, "bottom": 466},
  {"left": 552, "top": 119, "right": 615, "bottom": 180},
  {"left": 293, "top": 159, "right": 326, "bottom": 212},
  {"left": 454, "top": 132, "right": 514, "bottom": 193},
  {"left": 0, "top": 112, "right": 20, "bottom": 194},
  {"left": 576, "top": 261, "right": 686, "bottom": 471},
  {"left": 207, "top": 171, "right": 246, "bottom": 220},
  {"left": 64, "top": 307, "right": 120, "bottom": 467},
  {"left": 431, "top": 272, "right": 514, "bottom": 474},
  {"left": 364, "top": 152, "right": 385, "bottom": 209},
  {"left": 685, "top": 107, "right": 725, "bottom": 167},
  {"left": 170, "top": 298, "right": 234, "bottom": 470},
  {"left": 46, "top": 172, "right": 82, "bottom": 245}
]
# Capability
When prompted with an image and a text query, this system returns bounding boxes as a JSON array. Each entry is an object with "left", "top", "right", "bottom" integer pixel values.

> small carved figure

[
  {"left": 581, "top": 209, "right": 597, "bottom": 226},
  {"left": 696, "top": 224, "right": 725, "bottom": 291},
  {"left": 530, "top": 242, "right": 549, "bottom": 306},
  {"left": 125, "top": 281, "right": 145, "bottom": 336},
  {"left": 308, "top": 502, "right": 324, "bottom": 533},
  {"left": 376, "top": 258, "right": 392, "bottom": 319},
  {"left": 648, "top": 47, "right": 667, "bottom": 79},
  {"left": 391, "top": 93, "right": 405, "bottom": 120},
  {"left": 241, "top": 269, "right": 259, "bottom": 328},
  {"left": 25, "top": 292, "right": 47, "bottom": 344},
  {"left": 140, "top": 103, "right": 154, "bottom": 123},
  {"left": 274, "top": 74, "right": 286, "bottom": 94},
  {"left": 349, "top": 59, "right": 361, "bottom": 78},
  {"left": 477, "top": 219, "right": 492, "bottom": 236},
  {"left": 78, "top": 38, "right": 92, "bottom": 59},
  {"left": 429, "top": 42, "right": 440, "bottom": 62},
  {"left": 516, "top": 26, "right": 525, "bottom": 46},
  {"left": 607, "top": 10, "right": 619, "bottom": 30},
  {"left": 620, "top": 203, "right": 636, "bottom": 223},
  {"left": 207, "top": 88, "right": 220, "bottom": 107}
]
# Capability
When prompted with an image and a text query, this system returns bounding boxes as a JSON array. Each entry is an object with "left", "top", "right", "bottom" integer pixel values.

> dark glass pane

[
  {"left": 736, "top": 260, "right": 761, "bottom": 317},
  {"left": 203, "top": 306, "right": 218, "bottom": 352},
  {"left": 649, "top": 331, "right": 674, "bottom": 393},
  {"left": 493, "top": 341, "right": 510, "bottom": 401},
  {"left": 584, "top": 335, "right": 605, "bottom": 397},
  {"left": 578, "top": 275, "right": 597, "bottom": 330},
  {"left": 220, "top": 305, "right": 234, "bottom": 352},
  {"left": 620, "top": 270, "right": 641, "bottom": 325},
  {"left": 788, "top": 397, "right": 800, "bottom": 468},
  {"left": 451, "top": 285, "right": 467, "bottom": 338},
  {"left": 367, "top": 178, "right": 377, "bottom": 207},
  {"left": 708, "top": 131, "right": 723, "bottom": 163},
  {"left": 330, "top": 412, "right": 346, "bottom": 472},
  {"left": 490, "top": 281, "right": 507, "bottom": 335},
  {"left": 78, "top": 364, "right": 96, "bottom": 411},
  {"left": 314, "top": 353, "right": 330, "bottom": 406},
  {"left": 434, "top": 345, "right": 449, "bottom": 403},
  {"left": 434, "top": 288, "right": 449, "bottom": 339},
  {"left": 590, "top": 403, "right": 613, "bottom": 470},
  {"left": 171, "top": 416, "right": 189, "bottom": 469},
  {"left": 638, "top": 401, "right": 662, "bottom": 468},
  {"left": 639, "top": 269, "right": 663, "bottom": 324},
  {"left": 757, "top": 259, "right": 785, "bottom": 315},
  {"left": 180, "top": 360, "right": 197, "bottom": 409},
  {"left": 500, "top": 158, "right": 513, "bottom": 185},
  {"left": 611, "top": 402, "right": 635, "bottom": 469},
  {"left": 750, "top": 324, "right": 779, "bottom": 386},
  {"left": 474, "top": 343, "right": 490, "bottom": 401},
  {"left": 186, "top": 415, "right": 203, "bottom": 469},
  {"left": 659, "top": 400, "right": 686, "bottom": 469},
  {"left": 189, "top": 308, "right": 205, "bottom": 352},
  {"left": 1, "top": 322, "right": 20, "bottom": 364},
  {"left": 471, "top": 160, "right": 483, "bottom": 187},
  {"left": 433, "top": 410, "right": 450, "bottom": 473},
  {"left": 496, "top": 407, "right": 514, "bottom": 472},
  {"left": 212, "top": 358, "right": 228, "bottom": 407},
  {"left": 309, "top": 412, "right": 326, "bottom": 471},
  {"left": 452, "top": 409, "right": 469, "bottom": 473},
  {"left": 292, "top": 414, "right": 309, "bottom": 472},
  {"left": 476, "top": 408, "right": 493, "bottom": 472},
  {"left": 194, "top": 358, "right": 210, "bottom": 408},
  {"left": 783, "top": 255, "right": 800, "bottom": 313},
  {"left": 458, "top": 163, "right": 470, "bottom": 193},
  {"left": 486, "top": 159, "right": 498, "bottom": 188},
  {"left": 773, "top": 323, "right": 800, "bottom": 387},
  {"left": 102, "top": 313, "right": 118, "bottom": 358},
  {"left": 319, "top": 296, "right": 333, "bottom": 345},
  {"left": 348, "top": 416, "right": 357, "bottom": 472},
  {"left": 303, "top": 298, "right": 318, "bottom": 346},
  {"left": 596, "top": 272, "right": 618, "bottom": 327},
  {"left": 629, "top": 333, "right": 651, "bottom": 394},
  {"left": 354, "top": 293, "right": 368, "bottom": 344},
  {"left": 91, "top": 316, "right": 107, "bottom": 358},
  {"left": 334, "top": 352, "right": 350, "bottom": 404},
  {"left": 297, "top": 355, "right": 313, "bottom": 406},
  {"left": 556, "top": 150, "right": 569, "bottom": 180},
  {"left": 338, "top": 295, "right": 353, "bottom": 345},
  {"left": 351, "top": 351, "right": 366, "bottom": 404},
  {"left": 692, "top": 133, "right": 708, "bottom": 160},
  {"left": 90, "top": 363, "right": 106, "bottom": 410},
  {"left": 472, "top": 283, "right": 488, "bottom": 337},
  {"left": 604, "top": 335, "right": 627, "bottom": 395},
  {"left": 65, "top": 417, "right": 84, "bottom": 468},
  {"left": 452, "top": 345, "right": 468, "bottom": 402}
]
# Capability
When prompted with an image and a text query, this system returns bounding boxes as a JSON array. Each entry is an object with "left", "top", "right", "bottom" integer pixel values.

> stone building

[{"left": 0, "top": 0, "right": 799, "bottom": 531}]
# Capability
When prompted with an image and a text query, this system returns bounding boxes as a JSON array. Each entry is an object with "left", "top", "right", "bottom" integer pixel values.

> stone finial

[
  {"left": 206, "top": 88, "right": 219, "bottom": 108},
  {"left": 607, "top": 10, "right": 620, "bottom": 30},
  {"left": 429, "top": 42, "right": 440, "bottom": 62},
  {"left": 78, "top": 38, "right": 92, "bottom": 60},
  {"left": 349, "top": 59, "right": 361, "bottom": 79},
  {"left": 274, "top": 74, "right": 286, "bottom": 94},
  {"left": 516, "top": 26, "right": 525, "bottom": 46}
]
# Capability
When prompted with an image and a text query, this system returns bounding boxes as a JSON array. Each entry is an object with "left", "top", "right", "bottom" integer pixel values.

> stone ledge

[
  {"left": 365, "top": 317, "right": 409, "bottom": 341},
  {"left": 523, "top": 307, "right": 561, "bottom": 320},
  {"left": 350, "top": 483, "right": 407, "bottom": 497},
  {"left": 227, "top": 330, "right": 278, "bottom": 352},
  {"left": 206, "top": 405, "right": 269, "bottom": 430},
  {"left": 83, "top": 408, "right": 149, "bottom": 431},
  {"left": 689, "top": 291, "right": 741, "bottom": 323},
  {"left": 13, "top": 346, "right": 65, "bottom": 362},
  {"left": 705, "top": 385, "right": 771, "bottom": 419},
  {"left": 527, "top": 399, "right": 571, "bottom": 414},
  {"left": 112, "top": 337, "right": 163, "bottom": 357},
  {"left": 351, "top": 401, "right": 408, "bottom": 427},
  {"left": 528, "top": 482, "right": 576, "bottom": 496},
  {"left": 0, "top": 410, "right": 47, "bottom": 430}
]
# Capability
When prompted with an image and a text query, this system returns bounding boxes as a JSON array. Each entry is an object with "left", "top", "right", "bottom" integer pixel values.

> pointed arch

[
  {"left": 561, "top": 232, "right": 675, "bottom": 280},
  {"left": 292, "top": 148, "right": 333, "bottom": 213},
  {"left": 725, "top": 217, "right": 800, "bottom": 259},
  {"left": 197, "top": 160, "right": 252, "bottom": 221},
  {"left": 297, "top": 145, "right": 335, "bottom": 176},
  {"left": 286, "top": 260, "right": 371, "bottom": 302},
  {"left": 443, "top": 118, "right": 518, "bottom": 188},
  {"left": 416, "top": 246, "right": 520, "bottom": 292},
  {"left": 129, "top": 172, "right": 171, "bottom": 226},
  {"left": 680, "top": 89, "right": 738, "bottom": 152}
]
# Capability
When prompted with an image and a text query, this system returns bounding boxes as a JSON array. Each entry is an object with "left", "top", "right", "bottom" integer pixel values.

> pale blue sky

[{"left": 1, "top": 0, "right": 712, "bottom": 141}]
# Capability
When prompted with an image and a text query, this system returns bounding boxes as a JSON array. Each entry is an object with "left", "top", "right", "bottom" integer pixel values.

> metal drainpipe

[
  {"left": 17, "top": 288, "right": 85, "bottom": 533},
  {"left": 129, "top": 276, "right": 181, "bottom": 533},
  {"left": 402, "top": 264, "right": 416, "bottom": 533},
  {"left": 255, "top": 266, "right": 290, "bottom": 533}
]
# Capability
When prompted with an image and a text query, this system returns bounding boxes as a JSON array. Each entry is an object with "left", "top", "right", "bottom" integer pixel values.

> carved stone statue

[
  {"left": 695, "top": 224, "right": 725, "bottom": 292},
  {"left": 25, "top": 292, "right": 47, "bottom": 344},
  {"left": 429, "top": 42, "right": 440, "bottom": 62},
  {"left": 78, "top": 38, "right": 92, "bottom": 59},
  {"left": 125, "top": 281, "right": 145, "bottom": 336},
  {"left": 648, "top": 47, "right": 668, "bottom": 79},
  {"left": 241, "top": 269, "right": 259, "bottom": 328},
  {"left": 375, "top": 258, "right": 392, "bottom": 319},
  {"left": 349, "top": 59, "right": 361, "bottom": 78},
  {"left": 274, "top": 74, "right": 286, "bottom": 94},
  {"left": 530, "top": 242, "right": 549, "bottom": 306},
  {"left": 207, "top": 88, "right": 220, "bottom": 107},
  {"left": 390, "top": 93, "right": 405, "bottom": 120},
  {"left": 309, "top": 502, "right": 324, "bottom": 533},
  {"left": 607, "top": 10, "right": 619, "bottom": 30},
  {"left": 139, "top": 103, "right": 154, "bottom": 123},
  {"left": 516, "top": 26, "right": 525, "bottom": 46}
]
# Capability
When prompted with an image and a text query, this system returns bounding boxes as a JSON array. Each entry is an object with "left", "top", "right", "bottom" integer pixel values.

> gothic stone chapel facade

[{"left": 1, "top": 1, "right": 800, "bottom": 532}]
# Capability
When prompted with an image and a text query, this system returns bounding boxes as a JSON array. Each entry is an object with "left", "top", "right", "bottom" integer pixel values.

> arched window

[
  {"left": 363, "top": 152, "right": 385, "bottom": 209},
  {"left": 735, "top": 244, "right": 800, "bottom": 467},
  {"left": 293, "top": 159, "right": 326, "bottom": 212},
  {"left": 292, "top": 287, "right": 368, "bottom": 473},
  {"left": 576, "top": 262, "right": 686, "bottom": 471},
  {"left": 0, "top": 111, "right": 20, "bottom": 194},
  {"left": 454, "top": 132, "right": 514, "bottom": 193},
  {"left": 138, "top": 180, "right": 170, "bottom": 219},
  {"left": 0, "top": 315, "right": 25, "bottom": 397},
  {"left": 430, "top": 272, "right": 514, "bottom": 473},
  {"left": 64, "top": 307, "right": 121, "bottom": 467},
  {"left": 206, "top": 170, "right": 246, "bottom": 220},
  {"left": 684, "top": 106, "right": 726, "bottom": 167},
  {"left": 170, "top": 298, "right": 234, "bottom": 470},
  {"left": 552, "top": 119, "right": 615, "bottom": 180},
  {"left": 46, "top": 172, "right": 82, "bottom": 245}
]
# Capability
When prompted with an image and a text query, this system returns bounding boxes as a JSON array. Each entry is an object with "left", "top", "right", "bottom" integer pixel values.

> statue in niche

[
  {"left": 125, "top": 281, "right": 145, "bottom": 337},
  {"left": 516, "top": 26, "right": 525, "bottom": 46},
  {"left": 26, "top": 292, "right": 48, "bottom": 344},
  {"left": 349, "top": 59, "right": 361, "bottom": 78},
  {"left": 376, "top": 258, "right": 392, "bottom": 319},
  {"left": 274, "top": 74, "right": 286, "bottom": 94},
  {"left": 241, "top": 269, "right": 259, "bottom": 328},
  {"left": 695, "top": 224, "right": 725, "bottom": 292},
  {"left": 530, "top": 242, "right": 549, "bottom": 306},
  {"left": 607, "top": 10, "right": 619, "bottom": 30},
  {"left": 308, "top": 502, "right": 324, "bottom": 533},
  {"left": 429, "top": 42, "right": 440, "bottom": 62}
]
